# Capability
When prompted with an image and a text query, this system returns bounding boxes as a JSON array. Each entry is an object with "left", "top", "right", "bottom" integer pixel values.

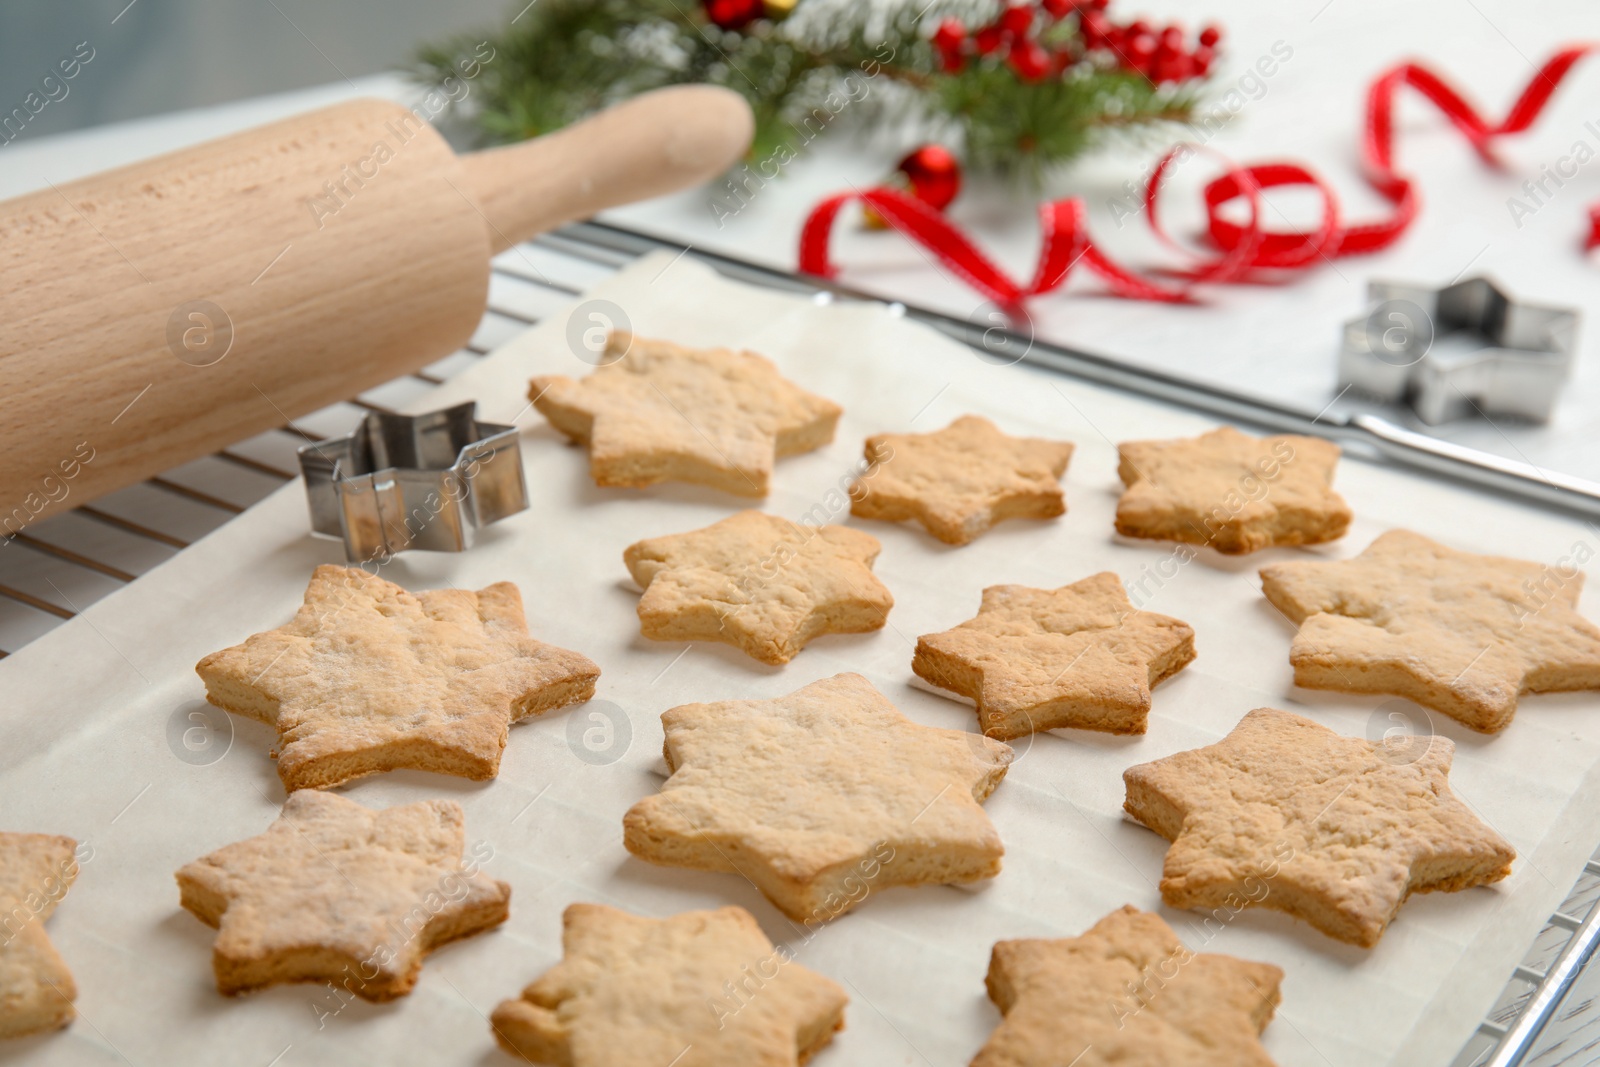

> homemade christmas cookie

[
  {"left": 850, "top": 415, "right": 1073, "bottom": 545},
  {"left": 623, "top": 672, "right": 1013, "bottom": 921},
  {"left": 1123, "top": 707, "right": 1515, "bottom": 947},
  {"left": 175, "top": 791, "right": 509, "bottom": 1000},
  {"left": 913, "top": 571, "right": 1195, "bottom": 740},
  {"left": 1260, "top": 529, "right": 1600, "bottom": 732},
  {"left": 624, "top": 510, "right": 894, "bottom": 665},
  {"left": 530, "top": 331, "right": 841, "bottom": 496},
  {"left": 0, "top": 833, "right": 80, "bottom": 1039},
  {"left": 1115, "top": 426, "right": 1351, "bottom": 554},
  {"left": 974, "top": 905, "right": 1283, "bottom": 1067},
  {"left": 196, "top": 565, "right": 600, "bottom": 791},
  {"left": 491, "top": 903, "right": 846, "bottom": 1066}
]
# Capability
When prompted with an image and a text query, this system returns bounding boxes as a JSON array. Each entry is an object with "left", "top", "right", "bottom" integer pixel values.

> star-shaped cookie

[
  {"left": 1115, "top": 426, "right": 1351, "bottom": 554},
  {"left": 914, "top": 572, "right": 1196, "bottom": 740},
  {"left": 0, "top": 833, "right": 79, "bottom": 1038},
  {"left": 1260, "top": 529, "right": 1600, "bottom": 732},
  {"left": 176, "top": 791, "right": 510, "bottom": 1000},
  {"left": 624, "top": 510, "right": 894, "bottom": 665},
  {"left": 530, "top": 331, "right": 842, "bottom": 496},
  {"left": 850, "top": 415, "right": 1074, "bottom": 545},
  {"left": 491, "top": 903, "right": 847, "bottom": 1066},
  {"left": 974, "top": 905, "right": 1283, "bottom": 1067},
  {"left": 196, "top": 565, "right": 600, "bottom": 791},
  {"left": 1123, "top": 707, "right": 1515, "bottom": 947},
  {"left": 623, "top": 672, "right": 1013, "bottom": 922}
]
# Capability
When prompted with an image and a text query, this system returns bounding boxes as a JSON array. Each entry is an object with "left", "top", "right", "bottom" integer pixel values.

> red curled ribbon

[{"left": 798, "top": 45, "right": 1600, "bottom": 304}]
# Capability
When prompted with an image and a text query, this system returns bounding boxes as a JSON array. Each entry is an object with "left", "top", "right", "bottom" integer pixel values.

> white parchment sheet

[{"left": 3, "top": 252, "right": 1599, "bottom": 1067}]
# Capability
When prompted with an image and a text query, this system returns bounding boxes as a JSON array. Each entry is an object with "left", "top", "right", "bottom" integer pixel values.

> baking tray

[{"left": 1, "top": 222, "right": 1597, "bottom": 1066}]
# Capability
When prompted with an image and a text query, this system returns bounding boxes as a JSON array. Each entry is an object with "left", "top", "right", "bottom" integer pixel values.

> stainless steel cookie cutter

[
  {"left": 1339, "top": 278, "right": 1579, "bottom": 424},
  {"left": 298, "top": 402, "right": 527, "bottom": 561}
]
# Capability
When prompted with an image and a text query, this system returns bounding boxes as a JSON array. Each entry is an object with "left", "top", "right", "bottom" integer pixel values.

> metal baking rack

[{"left": 1, "top": 219, "right": 1595, "bottom": 1066}]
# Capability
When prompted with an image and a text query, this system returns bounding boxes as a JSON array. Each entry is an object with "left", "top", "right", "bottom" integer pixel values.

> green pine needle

[{"left": 414, "top": 0, "right": 1201, "bottom": 179}]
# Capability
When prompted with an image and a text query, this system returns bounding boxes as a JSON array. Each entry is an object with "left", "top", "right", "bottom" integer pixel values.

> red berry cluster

[{"left": 932, "top": 1, "right": 1221, "bottom": 85}]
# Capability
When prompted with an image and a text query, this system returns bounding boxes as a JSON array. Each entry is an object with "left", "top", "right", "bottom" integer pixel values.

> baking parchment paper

[{"left": 2, "top": 252, "right": 1598, "bottom": 1067}]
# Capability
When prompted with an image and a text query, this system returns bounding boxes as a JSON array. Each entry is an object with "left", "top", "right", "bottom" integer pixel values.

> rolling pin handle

[{"left": 459, "top": 85, "right": 755, "bottom": 253}]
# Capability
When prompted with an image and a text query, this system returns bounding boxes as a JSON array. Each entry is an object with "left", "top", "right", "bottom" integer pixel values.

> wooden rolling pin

[{"left": 0, "top": 86, "right": 753, "bottom": 530}]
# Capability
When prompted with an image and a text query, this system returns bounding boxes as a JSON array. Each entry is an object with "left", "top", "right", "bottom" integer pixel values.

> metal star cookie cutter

[
  {"left": 298, "top": 402, "right": 527, "bottom": 562},
  {"left": 1339, "top": 277, "right": 1579, "bottom": 424}
]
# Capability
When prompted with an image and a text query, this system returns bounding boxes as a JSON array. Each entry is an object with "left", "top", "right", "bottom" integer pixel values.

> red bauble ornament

[
  {"left": 703, "top": 0, "right": 763, "bottom": 30},
  {"left": 861, "top": 144, "right": 963, "bottom": 229},
  {"left": 897, "top": 145, "right": 962, "bottom": 210}
]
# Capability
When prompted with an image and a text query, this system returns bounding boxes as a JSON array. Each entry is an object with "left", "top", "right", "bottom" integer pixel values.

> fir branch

[{"left": 414, "top": 0, "right": 1203, "bottom": 177}]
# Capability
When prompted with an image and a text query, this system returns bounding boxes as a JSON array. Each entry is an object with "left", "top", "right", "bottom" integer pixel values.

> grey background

[{"left": 0, "top": 0, "right": 508, "bottom": 143}]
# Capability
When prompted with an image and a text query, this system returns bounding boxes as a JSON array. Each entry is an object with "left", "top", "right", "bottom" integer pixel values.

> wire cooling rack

[{"left": 1, "top": 220, "right": 1596, "bottom": 1066}]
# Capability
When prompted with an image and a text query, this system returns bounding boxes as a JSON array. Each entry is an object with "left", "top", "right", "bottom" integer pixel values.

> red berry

[
  {"left": 1080, "top": 12, "right": 1108, "bottom": 46},
  {"left": 1152, "top": 53, "right": 1189, "bottom": 83},
  {"left": 1198, "top": 24, "right": 1222, "bottom": 48},
  {"left": 975, "top": 24, "right": 1008, "bottom": 54},
  {"left": 1127, "top": 31, "right": 1156, "bottom": 68},
  {"left": 999, "top": 5, "right": 1034, "bottom": 36},
  {"left": 1158, "top": 25, "right": 1184, "bottom": 51},
  {"left": 1042, "top": 0, "right": 1075, "bottom": 16},
  {"left": 1125, "top": 19, "right": 1148, "bottom": 38},
  {"left": 1191, "top": 45, "right": 1214, "bottom": 75},
  {"left": 932, "top": 18, "right": 966, "bottom": 51},
  {"left": 1008, "top": 38, "right": 1053, "bottom": 80},
  {"left": 1088, "top": 0, "right": 1109, "bottom": 8}
]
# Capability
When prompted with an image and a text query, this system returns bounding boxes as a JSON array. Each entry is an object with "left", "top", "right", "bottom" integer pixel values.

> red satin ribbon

[{"left": 798, "top": 45, "right": 1600, "bottom": 304}]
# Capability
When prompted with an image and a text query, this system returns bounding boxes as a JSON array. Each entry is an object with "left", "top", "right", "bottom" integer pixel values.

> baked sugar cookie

[
  {"left": 530, "top": 331, "right": 841, "bottom": 496},
  {"left": 974, "top": 905, "right": 1282, "bottom": 1067},
  {"left": 1261, "top": 529, "right": 1600, "bottom": 732},
  {"left": 196, "top": 566, "right": 600, "bottom": 790},
  {"left": 1116, "top": 426, "right": 1351, "bottom": 554},
  {"left": 176, "top": 791, "right": 509, "bottom": 1000},
  {"left": 1123, "top": 707, "right": 1514, "bottom": 947},
  {"left": 913, "top": 572, "right": 1195, "bottom": 740},
  {"left": 491, "top": 903, "right": 846, "bottom": 1066},
  {"left": 623, "top": 673, "right": 1013, "bottom": 922},
  {"left": 0, "top": 833, "right": 80, "bottom": 1038},
  {"left": 624, "top": 510, "right": 893, "bottom": 665},
  {"left": 850, "top": 415, "right": 1073, "bottom": 545}
]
